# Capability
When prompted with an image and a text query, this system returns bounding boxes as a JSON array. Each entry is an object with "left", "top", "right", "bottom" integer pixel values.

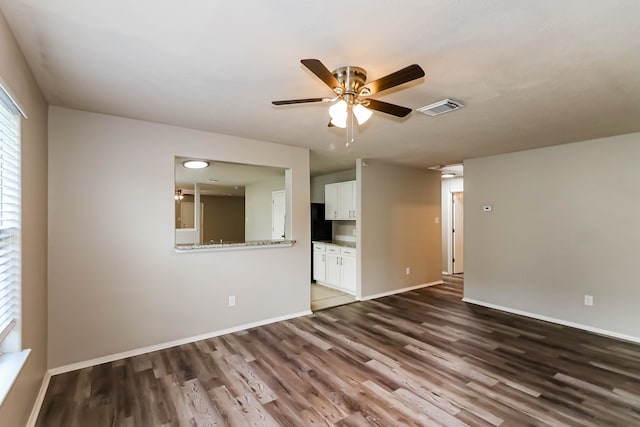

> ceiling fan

[{"left": 272, "top": 59, "right": 425, "bottom": 144}]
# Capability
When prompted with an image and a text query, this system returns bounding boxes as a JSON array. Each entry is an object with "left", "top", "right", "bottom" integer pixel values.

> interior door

[
  {"left": 272, "top": 190, "right": 286, "bottom": 240},
  {"left": 180, "top": 202, "right": 195, "bottom": 228},
  {"left": 452, "top": 192, "right": 464, "bottom": 274}
]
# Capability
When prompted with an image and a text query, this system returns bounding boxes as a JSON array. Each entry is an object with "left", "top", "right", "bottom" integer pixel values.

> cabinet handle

[
  {"left": 322, "top": 254, "right": 325, "bottom": 261},
  {"left": 336, "top": 257, "right": 339, "bottom": 265}
]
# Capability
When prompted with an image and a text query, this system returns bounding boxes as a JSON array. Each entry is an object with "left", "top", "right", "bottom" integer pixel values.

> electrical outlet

[
  {"left": 228, "top": 296, "right": 236, "bottom": 307},
  {"left": 405, "top": 267, "right": 410, "bottom": 275},
  {"left": 352, "top": 228, "right": 356, "bottom": 236},
  {"left": 584, "top": 294, "right": 593, "bottom": 307},
  {"left": 435, "top": 217, "right": 440, "bottom": 224}
]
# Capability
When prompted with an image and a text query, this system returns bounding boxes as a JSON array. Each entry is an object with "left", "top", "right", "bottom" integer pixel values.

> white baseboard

[
  {"left": 359, "top": 280, "right": 443, "bottom": 301},
  {"left": 462, "top": 298, "right": 640, "bottom": 344},
  {"left": 48, "top": 310, "right": 312, "bottom": 376},
  {"left": 26, "top": 371, "right": 50, "bottom": 427}
]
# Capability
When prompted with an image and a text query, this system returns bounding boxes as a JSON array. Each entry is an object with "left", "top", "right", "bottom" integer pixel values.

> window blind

[{"left": 0, "top": 89, "right": 20, "bottom": 348}]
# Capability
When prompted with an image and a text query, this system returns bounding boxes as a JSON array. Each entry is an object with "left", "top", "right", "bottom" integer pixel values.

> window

[{"left": 0, "top": 88, "right": 20, "bottom": 352}]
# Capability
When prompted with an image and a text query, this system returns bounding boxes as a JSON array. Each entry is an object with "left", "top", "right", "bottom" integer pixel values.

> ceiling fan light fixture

[
  {"left": 330, "top": 116, "right": 347, "bottom": 128},
  {"left": 353, "top": 103, "right": 372, "bottom": 125},
  {"left": 329, "top": 100, "right": 347, "bottom": 120}
]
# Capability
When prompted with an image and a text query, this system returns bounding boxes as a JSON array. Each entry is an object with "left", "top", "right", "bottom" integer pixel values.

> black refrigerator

[{"left": 311, "top": 203, "right": 332, "bottom": 280}]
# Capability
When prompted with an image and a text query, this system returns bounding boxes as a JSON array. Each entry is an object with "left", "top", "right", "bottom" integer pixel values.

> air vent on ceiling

[{"left": 416, "top": 99, "right": 464, "bottom": 116}]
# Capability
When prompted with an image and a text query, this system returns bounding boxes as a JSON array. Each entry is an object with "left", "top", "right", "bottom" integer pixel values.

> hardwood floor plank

[
  {"left": 36, "top": 280, "right": 640, "bottom": 426},
  {"left": 181, "top": 378, "right": 225, "bottom": 426}
]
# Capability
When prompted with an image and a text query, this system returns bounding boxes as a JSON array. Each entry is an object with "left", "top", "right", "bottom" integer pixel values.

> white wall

[
  {"left": 0, "top": 11, "right": 48, "bottom": 427},
  {"left": 48, "top": 107, "right": 311, "bottom": 368},
  {"left": 465, "top": 133, "right": 640, "bottom": 340},
  {"left": 245, "top": 177, "right": 285, "bottom": 241},
  {"left": 441, "top": 177, "right": 464, "bottom": 273},
  {"left": 358, "top": 160, "right": 441, "bottom": 298}
]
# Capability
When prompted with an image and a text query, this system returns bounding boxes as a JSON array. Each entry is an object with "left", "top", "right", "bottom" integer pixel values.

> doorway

[
  {"left": 451, "top": 191, "right": 464, "bottom": 274},
  {"left": 179, "top": 201, "right": 204, "bottom": 243}
]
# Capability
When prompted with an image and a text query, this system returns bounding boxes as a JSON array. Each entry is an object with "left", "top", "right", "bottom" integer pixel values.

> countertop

[
  {"left": 176, "top": 239, "right": 296, "bottom": 252},
  {"left": 312, "top": 240, "right": 356, "bottom": 249}
]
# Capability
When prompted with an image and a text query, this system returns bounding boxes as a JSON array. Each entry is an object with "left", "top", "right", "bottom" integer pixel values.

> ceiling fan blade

[
  {"left": 360, "top": 64, "right": 425, "bottom": 96},
  {"left": 272, "top": 97, "right": 327, "bottom": 105},
  {"left": 364, "top": 99, "right": 412, "bottom": 117},
  {"left": 301, "top": 59, "right": 343, "bottom": 91}
]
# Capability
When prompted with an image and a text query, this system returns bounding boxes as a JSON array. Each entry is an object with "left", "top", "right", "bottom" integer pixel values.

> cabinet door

[
  {"left": 337, "top": 181, "right": 354, "bottom": 219},
  {"left": 341, "top": 255, "right": 356, "bottom": 294},
  {"left": 325, "top": 183, "right": 338, "bottom": 220},
  {"left": 313, "top": 250, "right": 326, "bottom": 281},
  {"left": 325, "top": 252, "right": 341, "bottom": 287}
]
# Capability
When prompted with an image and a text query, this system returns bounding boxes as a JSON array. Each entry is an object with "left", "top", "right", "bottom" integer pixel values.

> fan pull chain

[{"left": 346, "top": 108, "right": 356, "bottom": 147}]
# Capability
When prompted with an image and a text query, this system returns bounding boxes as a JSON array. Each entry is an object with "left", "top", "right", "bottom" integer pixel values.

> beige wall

[
  {"left": 245, "top": 177, "right": 285, "bottom": 241},
  {"left": 175, "top": 195, "right": 245, "bottom": 242},
  {"left": 464, "top": 133, "right": 640, "bottom": 340},
  {"left": 201, "top": 196, "right": 245, "bottom": 243},
  {"left": 310, "top": 168, "right": 356, "bottom": 203},
  {"left": 48, "top": 107, "right": 310, "bottom": 368},
  {"left": 0, "top": 11, "right": 48, "bottom": 427},
  {"left": 358, "top": 160, "right": 441, "bottom": 297}
]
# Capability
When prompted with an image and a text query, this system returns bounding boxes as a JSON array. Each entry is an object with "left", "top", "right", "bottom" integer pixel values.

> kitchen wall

[
  {"left": 0, "top": 11, "right": 48, "bottom": 427},
  {"left": 48, "top": 107, "right": 310, "bottom": 368},
  {"left": 358, "top": 160, "right": 441, "bottom": 298},
  {"left": 465, "top": 132, "right": 640, "bottom": 340},
  {"left": 310, "top": 168, "right": 356, "bottom": 203},
  {"left": 441, "top": 176, "right": 464, "bottom": 273},
  {"left": 333, "top": 221, "right": 356, "bottom": 242},
  {"left": 245, "top": 177, "right": 285, "bottom": 241}
]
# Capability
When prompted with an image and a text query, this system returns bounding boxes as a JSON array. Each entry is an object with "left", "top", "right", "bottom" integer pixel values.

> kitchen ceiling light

[
  {"left": 441, "top": 173, "right": 455, "bottom": 178},
  {"left": 174, "top": 189, "right": 184, "bottom": 200},
  {"left": 183, "top": 160, "right": 209, "bottom": 169}
]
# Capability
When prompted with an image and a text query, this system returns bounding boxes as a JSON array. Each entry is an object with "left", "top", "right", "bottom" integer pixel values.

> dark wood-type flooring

[{"left": 36, "top": 280, "right": 640, "bottom": 426}]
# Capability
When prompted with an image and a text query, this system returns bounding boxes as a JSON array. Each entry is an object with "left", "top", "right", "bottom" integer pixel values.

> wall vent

[{"left": 416, "top": 99, "right": 464, "bottom": 116}]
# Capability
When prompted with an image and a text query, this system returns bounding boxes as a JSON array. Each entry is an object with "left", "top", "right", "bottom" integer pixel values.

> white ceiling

[
  {"left": 175, "top": 157, "right": 285, "bottom": 197},
  {"left": 2, "top": 0, "right": 640, "bottom": 174}
]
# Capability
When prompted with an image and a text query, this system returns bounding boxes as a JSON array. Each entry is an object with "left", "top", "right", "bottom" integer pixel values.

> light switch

[{"left": 435, "top": 217, "right": 440, "bottom": 224}]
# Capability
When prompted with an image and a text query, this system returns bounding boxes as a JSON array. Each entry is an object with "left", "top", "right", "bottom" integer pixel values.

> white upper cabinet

[
  {"left": 325, "top": 180, "right": 356, "bottom": 220},
  {"left": 325, "top": 183, "right": 339, "bottom": 220}
]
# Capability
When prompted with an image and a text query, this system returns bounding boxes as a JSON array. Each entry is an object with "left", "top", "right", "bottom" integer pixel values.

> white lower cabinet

[
  {"left": 312, "top": 243, "right": 326, "bottom": 282},
  {"left": 340, "top": 248, "right": 356, "bottom": 294},
  {"left": 313, "top": 243, "right": 357, "bottom": 295},
  {"left": 325, "top": 247, "right": 342, "bottom": 287}
]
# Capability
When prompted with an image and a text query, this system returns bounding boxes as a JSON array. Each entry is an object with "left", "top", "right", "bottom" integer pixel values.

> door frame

[
  {"left": 271, "top": 190, "right": 286, "bottom": 240},
  {"left": 450, "top": 191, "right": 464, "bottom": 274},
  {"left": 443, "top": 189, "right": 464, "bottom": 274}
]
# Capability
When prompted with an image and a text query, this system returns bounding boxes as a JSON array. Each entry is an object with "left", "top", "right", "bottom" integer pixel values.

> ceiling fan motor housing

[{"left": 332, "top": 66, "right": 367, "bottom": 97}]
